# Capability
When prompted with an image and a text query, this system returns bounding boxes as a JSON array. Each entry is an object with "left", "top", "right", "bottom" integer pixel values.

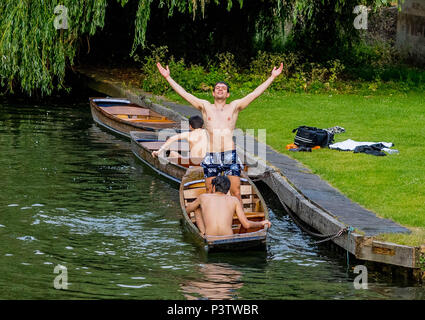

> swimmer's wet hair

[{"left": 211, "top": 175, "right": 231, "bottom": 194}]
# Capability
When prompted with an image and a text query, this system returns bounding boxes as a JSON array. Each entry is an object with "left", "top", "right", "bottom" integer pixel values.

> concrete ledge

[
  {"left": 240, "top": 147, "right": 420, "bottom": 269},
  {"left": 266, "top": 171, "right": 419, "bottom": 269}
]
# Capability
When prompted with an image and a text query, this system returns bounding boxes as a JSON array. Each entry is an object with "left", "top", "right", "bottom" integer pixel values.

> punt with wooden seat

[
  {"left": 89, "top": 97, "right": 181, "bottom": 139},
  {"left": 179, "top": 167, "right": 269, "bottom": 252},
  {"left": 130, "top": 131, "right": 203, "bottom": 183}
]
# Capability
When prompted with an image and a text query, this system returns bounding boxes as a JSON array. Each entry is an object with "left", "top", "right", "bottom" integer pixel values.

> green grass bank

[{"left": 164, "top": 90, "right": 425, "bottom": 246}]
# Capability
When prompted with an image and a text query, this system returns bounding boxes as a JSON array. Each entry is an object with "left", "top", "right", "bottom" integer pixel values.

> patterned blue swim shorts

[{"left": 201, "top": 149, "right": 244, "bottom": 178}]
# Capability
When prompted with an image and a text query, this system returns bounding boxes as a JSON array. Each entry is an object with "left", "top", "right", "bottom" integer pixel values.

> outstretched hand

[
  {"left": 271, "top": 63, "right": 283, "bottom": 78},
  {"left": 157, "top": 62, "right": 170, "bottom": 79}
]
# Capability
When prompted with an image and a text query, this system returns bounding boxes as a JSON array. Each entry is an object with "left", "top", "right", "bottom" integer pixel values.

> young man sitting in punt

[
  {"left": 185, "top": 175, "right": 271, "bottom": 237},
  {"left": 152, "top": 115, "right": 208, "bottom": 165}
]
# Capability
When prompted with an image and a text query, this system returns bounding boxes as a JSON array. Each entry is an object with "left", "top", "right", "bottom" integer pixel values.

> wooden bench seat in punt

[
  {"left": 240, "top": 185, "right": 262, "bottom": 212},
  {"left": 189, "top": 211, "right": 265, "bottom": 223},
  {"left": 101, "top": 106, "right": 151, "bottom": 116},
  {"left": 128, "top": 118, "right": 175, "bottom": 122},
  {"left": 230, "top": 224, "right": 263, "bottom": 234},
  {"left": 168, "top": 157, "right": 204, "bottom": 168},
  {"left": 141, "top": 141, "right": 190, "bottom": 151},
  {"left": 184, "top": 187, "right": 206, "bottom": 202},
  {"left": 134, "top": 122, "right": 180, "bottom": 130},
  {"left": 184, "top": 185, "right": 254, "bottom": 202},
  {"left": 184, "top": 185, "right": 259, "bottom": 204},
  {"left": 234, "top": 211, "right": 265, "bottom": 221}
]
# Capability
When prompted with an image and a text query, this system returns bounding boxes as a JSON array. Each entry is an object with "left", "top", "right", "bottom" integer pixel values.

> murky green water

[{"left": 0, "top": 93, "right": 424, "bottom": 300}]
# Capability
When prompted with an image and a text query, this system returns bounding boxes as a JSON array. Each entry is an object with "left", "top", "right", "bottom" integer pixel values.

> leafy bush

[
  {"left": 137, "top": 44, "right": 424, "bottom": 96},
  {"left": 213, "top": 52, "right": 239, "bottom": 83},
  {"left": 135, "top": 45, "right": 170, "bottom": 94}
]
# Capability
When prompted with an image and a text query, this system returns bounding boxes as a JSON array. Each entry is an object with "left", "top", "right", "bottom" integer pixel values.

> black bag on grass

[{"left": 292, "top": 126, "right": 334, "bottom": 148}]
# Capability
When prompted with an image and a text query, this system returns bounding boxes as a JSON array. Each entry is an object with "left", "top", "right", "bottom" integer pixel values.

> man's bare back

[
  {"left": 196, "top": 193, "right": 238, "bottom": 236},
  {"left": 185, "top": 175, "right": 271, "bottom": 237},
  {"left": 186, "top": 128, "right": 208, "bottom": 158},
  {"left": 152, "top": 115, "right": 208, "bottom": 161}
]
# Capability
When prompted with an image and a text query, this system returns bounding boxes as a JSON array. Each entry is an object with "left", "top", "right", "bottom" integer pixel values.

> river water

[{"left": 0, "top": 92, "right": 424, "bottom": 300}]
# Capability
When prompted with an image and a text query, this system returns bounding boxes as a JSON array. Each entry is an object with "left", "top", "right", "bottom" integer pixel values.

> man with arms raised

[
  {"left": 157, "top": 62, "right": 283, "bottom": 203},
  {"left": 185, "top": 175, "right": 271, "bottom": 237}
]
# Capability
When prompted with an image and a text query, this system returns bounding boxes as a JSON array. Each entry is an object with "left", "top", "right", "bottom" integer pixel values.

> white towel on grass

[{"left": 329, "top": 139, "right": 397, "bottom": 154}]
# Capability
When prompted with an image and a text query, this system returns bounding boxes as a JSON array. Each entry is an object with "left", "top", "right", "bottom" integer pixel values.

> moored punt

[
  {"left": 179, "top": 167, "right": 269, "bottom": 252},
  {"left": 89, "top": 97, "right": 181, "bottom": 139},
  {"left": 130, "top": 131, "right": 203, "bottom": 184}
]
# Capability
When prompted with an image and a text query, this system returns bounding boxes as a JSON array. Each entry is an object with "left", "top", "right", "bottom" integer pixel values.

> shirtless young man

[
  {"left": 185, "top": 175, "right": 271, "bottom": 236},
  {"left": 152, "top": 115, "right": 207, "bottom": 164},
  {"left": 157, "top": 61, "right": 283, "bottom": 203}
]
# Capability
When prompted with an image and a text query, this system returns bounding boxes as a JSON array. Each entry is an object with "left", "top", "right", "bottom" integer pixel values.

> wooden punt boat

[
  {"left": 179, "top": 167, "right": 269, "bottom": 252},
  {"left": 130, "top": 131, "right": 203, "bottom": 184},
  {"left": 89, "top": 97, "right": 181, "bottom": 139}
]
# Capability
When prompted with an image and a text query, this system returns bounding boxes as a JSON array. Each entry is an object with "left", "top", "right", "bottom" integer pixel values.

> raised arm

[
  {"left": 157, "top": 62, "right": 206, "bottom": 111},
  {"left": 234, "top": 63, "right": 283, "bottom": 111},
  {"left": 234, "top": 198, "right": 271, "bottom": 230},
  {"left": 152, "top": 132, "right": 189, "bottom": 158}
]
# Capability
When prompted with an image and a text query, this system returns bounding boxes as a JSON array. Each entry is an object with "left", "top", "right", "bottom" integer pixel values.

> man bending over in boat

[
  {"left": 185, "top": 175, "right": 271, "bottom": 237},
  {"left": 151, "top": 115, "right": 208, "bottom": 165},
  {"left": 157, "top": 62, "right": 283, "bottom": 204}
]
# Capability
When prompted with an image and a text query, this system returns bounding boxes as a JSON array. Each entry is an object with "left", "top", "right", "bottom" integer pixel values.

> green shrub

[
  {"left": 135, "top": 45, "right": 170, "bottom": 94},
  {"left": 250, "top": 51, "right": 299, "bottom": 78},
  {"left": 203, "top": 67, "right": 227, "bottom": 91},
  {"left": 328, "top": 59, "right": 345, "bottom": 83},
  {"left": 136, "top": 43, "right": 424, "bottom": 96},
  {"left": 214, "top": 52, "right": 239, "bottom": 82}
]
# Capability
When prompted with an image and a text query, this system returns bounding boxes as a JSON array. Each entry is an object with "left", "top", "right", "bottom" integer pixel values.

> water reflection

[
  {"left": 181, "top": 263, "right": 243, "bottom": 300},
  {"left": 87, "top": 123, "right": 130, "bottom": 150}
]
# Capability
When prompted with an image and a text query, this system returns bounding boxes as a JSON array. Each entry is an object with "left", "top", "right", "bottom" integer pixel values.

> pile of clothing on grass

[
  {"left": 329, "top": 139, "right": 399, "bottom": 156},
  {"left": 287, "top": 125, "right": 399, "bottom": 156}
]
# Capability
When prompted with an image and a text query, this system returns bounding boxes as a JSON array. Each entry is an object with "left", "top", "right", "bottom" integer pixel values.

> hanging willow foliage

[
  {"left": 0, "top": 0, "right": 238, "bottom": 95},
  {"left": 0, "top": 0, "right": 109, "bottom": 95},
  {"left": 0, "top": 0, "right": 392, "bottom": 96}
]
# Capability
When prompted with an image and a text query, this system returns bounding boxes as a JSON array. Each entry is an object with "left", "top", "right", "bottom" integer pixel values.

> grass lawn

[{"left": 165, "top": 90, "right": 425, "bottom": 245}]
